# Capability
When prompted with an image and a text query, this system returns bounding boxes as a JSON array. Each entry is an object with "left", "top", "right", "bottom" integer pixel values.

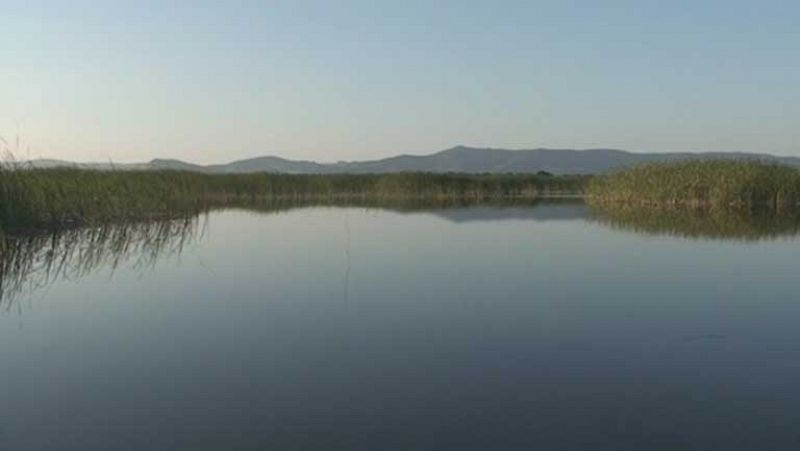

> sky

[{"left": 1, "top": 1, "right": 798, "bottom": 163}]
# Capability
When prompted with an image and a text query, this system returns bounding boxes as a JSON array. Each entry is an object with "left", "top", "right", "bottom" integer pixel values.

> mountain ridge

[{"left": 22, "top": 146, "right": 800, "bottom": 175}]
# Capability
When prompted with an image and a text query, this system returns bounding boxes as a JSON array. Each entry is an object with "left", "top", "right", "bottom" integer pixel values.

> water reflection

[
  {"left": 0, "top": 199, "right": 584, "bottom": 309},
  {"left": 427, "top": 201, "right": 586, "bottom": 223},
  {"left": 590, "top": 204, "right": 800, "bottom": 241},
  {"left": 5, "top": 201, "right": 800, "bottom": 449},
  {"left": 5, "top": 199, "right": 798, "bottom": 308},
  {"left": 232, "top": 197, "right": 586, "bottom": 222},
  {"left": 0, "top": 217, "right": 200, "bottom": 308}
]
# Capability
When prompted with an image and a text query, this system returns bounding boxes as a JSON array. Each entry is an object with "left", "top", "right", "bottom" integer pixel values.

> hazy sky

[{"left": 2, "top": 1, "right": 798, "bottom": 163}]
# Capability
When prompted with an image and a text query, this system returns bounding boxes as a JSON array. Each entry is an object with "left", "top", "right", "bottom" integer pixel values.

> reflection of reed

[
  {"left": 0, "top": 198, "right": 582, "bottom": 309},
  {"left": 590, "top": 204, "right": 800, "bottom": 241},
  {"left": 0, "top": 217, "right": 200, "bottom": 309},
  {"left": 343, "top": 209, "right": 351, "bottom": 305},
  {"left": 222, "top": 196, "right": 582, "bottom": 216}
]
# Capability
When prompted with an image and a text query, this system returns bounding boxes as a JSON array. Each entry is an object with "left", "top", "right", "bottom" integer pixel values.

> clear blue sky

[{"left": 1, "top": 1, "right": 798, "bottom": 163}]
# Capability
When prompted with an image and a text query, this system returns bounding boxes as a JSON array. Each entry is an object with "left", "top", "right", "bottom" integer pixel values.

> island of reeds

[
  {"left": 0, "top": 168, "right": 588, "bottom": 231},
  {"left": 587, "top": 160, "right": 800, "bottom": 210}
]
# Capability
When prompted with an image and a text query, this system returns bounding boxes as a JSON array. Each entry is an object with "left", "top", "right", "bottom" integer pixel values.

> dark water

[{"left": 2, "top": 202, "right": 800, "bottom": 450}]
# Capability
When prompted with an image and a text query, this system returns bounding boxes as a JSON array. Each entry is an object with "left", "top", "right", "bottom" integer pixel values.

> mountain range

[{"left": 25, "top": 146, "right": 800, "bottom": 175}]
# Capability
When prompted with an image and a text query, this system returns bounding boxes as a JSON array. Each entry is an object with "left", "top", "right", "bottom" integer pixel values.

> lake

[{"left": 2, "top": 201, "right": 800, "bottom": 450}]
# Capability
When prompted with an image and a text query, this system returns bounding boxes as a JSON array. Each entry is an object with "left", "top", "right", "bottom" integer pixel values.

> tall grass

[
  {"left": 0, "top": 168, "right": 588, "bottom": 230},
  {"left": 587, "top": 160, "right": 800, "bottom": 210}
]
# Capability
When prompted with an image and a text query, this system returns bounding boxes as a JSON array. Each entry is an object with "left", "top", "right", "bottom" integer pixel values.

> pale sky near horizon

[{"left": 1, "top": 1, "right": 798, "bottom": 163}]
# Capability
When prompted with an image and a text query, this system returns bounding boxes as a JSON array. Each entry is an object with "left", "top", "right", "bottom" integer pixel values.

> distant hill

[
  {"left": 14, "top": 159, "right": 151, "bottom": 171},
  {"left": 23, "top": 146, "right": 800, "bottom": 175}
]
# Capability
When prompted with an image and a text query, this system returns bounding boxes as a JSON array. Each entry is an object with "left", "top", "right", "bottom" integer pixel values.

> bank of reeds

[
  {"left": 587, "top": 160, "right": 800, "bottom": 210},
  {"left": 0, "top": 168, "right": 588, "bottom": 230}
]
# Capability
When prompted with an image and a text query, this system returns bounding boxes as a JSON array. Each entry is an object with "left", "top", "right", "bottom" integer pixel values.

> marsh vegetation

[
  {"left": 0, "top": 168, "right": 588, "bottom": 231},
  {"left": 587, "top": 160, "right": 800, "bottom": 210}
]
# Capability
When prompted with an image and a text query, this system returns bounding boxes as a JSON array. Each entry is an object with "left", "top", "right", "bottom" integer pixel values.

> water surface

[{"left": 2, "top": 202, "right": 800, "bottom": 450}]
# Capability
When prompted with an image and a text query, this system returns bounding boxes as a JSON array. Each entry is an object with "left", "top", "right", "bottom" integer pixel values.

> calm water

[{"left": 2, "top": 202, "right": 800, "bottom": 450}]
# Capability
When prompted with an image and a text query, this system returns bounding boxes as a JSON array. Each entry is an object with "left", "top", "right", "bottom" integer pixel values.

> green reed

[
  {"left": 587, "top": 160, "right": 800, "bottom": 210},
  {"left": 0, "top": 168, "right": 588, "bottom": 230}
]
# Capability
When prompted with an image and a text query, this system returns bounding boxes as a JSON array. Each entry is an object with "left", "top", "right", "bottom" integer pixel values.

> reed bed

[
  {"left": 587, "top": 160, "right": 800, "bottom": 210},
  {"left": 0, "top": 168, "right": 588, "bottom": 231}
]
